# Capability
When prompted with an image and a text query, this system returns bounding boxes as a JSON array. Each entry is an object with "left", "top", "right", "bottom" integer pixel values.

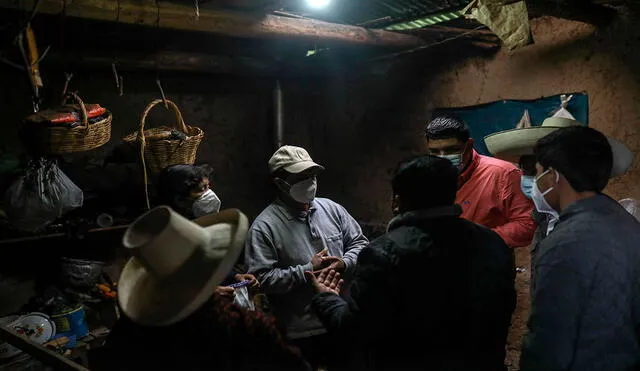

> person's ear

[{"left": 466, "top": 138, "right": 475, "bottom": 151}]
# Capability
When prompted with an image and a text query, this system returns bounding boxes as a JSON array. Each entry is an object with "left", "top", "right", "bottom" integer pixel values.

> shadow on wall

[
  {"left": 0, "top": 36, "right": 499, "bottom": 225},
  {"left": 279, "top": 38, "right": 500, "bottom": 224},
  {"left": 0, "top": 67, "right": 276, "bottom": 220}
]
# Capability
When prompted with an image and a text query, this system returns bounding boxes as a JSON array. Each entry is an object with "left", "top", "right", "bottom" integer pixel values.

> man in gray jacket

[
  {"left": 244, "top": 145, "right": 368, "bottom": 370},
  {"left": 520, "top": 126, "right": 640, "bottom": 371}
]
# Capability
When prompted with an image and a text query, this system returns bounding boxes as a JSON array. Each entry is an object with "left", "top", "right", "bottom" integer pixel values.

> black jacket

[{"left": 311, "top": 205, "right": 516, "bottom": 371}]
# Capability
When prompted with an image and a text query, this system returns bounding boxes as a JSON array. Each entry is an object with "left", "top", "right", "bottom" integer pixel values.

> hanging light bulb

[{"left": 306, "top": 0, "right": 330, "bottom": 9}]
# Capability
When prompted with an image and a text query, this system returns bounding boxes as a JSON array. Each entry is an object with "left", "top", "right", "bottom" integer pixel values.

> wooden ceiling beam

[
  {"left": 41, "top": 50, "right": 279, "bottom": 76},
  {"left": 0, "top": 0, "right": 426, "bottom": 49}
]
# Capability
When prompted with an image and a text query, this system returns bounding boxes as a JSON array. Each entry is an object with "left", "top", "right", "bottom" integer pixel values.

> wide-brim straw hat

[
  {"left": 619, "top": 198, "right": 640, "bottom": 221},
  {"left": 484, "top": 117, "right": 634, "bottom": 178},
  {"left": 118, "top": 206, "right": 248, "bottom": 326}
]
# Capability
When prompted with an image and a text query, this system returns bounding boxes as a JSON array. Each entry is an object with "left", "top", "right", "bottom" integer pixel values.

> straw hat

[
  {"left": 118, "top": 206, "right": 248, "bottom": 326},
  {"left": 484, "top": 117, "right": 634, "bottom": 178},
  {"left": 619, "top": 198, "right": 640, "bottom": 221}
]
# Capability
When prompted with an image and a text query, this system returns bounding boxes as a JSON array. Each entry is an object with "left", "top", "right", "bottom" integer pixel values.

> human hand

[
  {"left": 311, "top": 248, "right": 329, "bottom": 270},
  {"left": 215, "top": 285, "right": 236, "bottom": 300},
  {"left": 318, "top": 256, "right": 345, "bottom": 273},
  {"left": 234, "top": 273, "right": 260, "bottom": 289},
  {"left": 305, "top": 269, "right": 343, "bottom": 295}
]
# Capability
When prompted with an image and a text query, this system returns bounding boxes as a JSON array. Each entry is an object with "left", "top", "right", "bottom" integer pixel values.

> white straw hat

[
  {"left": 484, "top": 117, "right": 634, "bottom": 178},
  {"left": 118, "top": 206, "right": 248, "bottom": 326}
]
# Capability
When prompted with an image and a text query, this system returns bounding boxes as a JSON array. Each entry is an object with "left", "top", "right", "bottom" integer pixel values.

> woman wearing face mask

[
  {"left": 157, "top": 164, "right": 259, "bottom": 297},
  {"left": 157, "top": 164, "right": 221, "bottom": 219}
]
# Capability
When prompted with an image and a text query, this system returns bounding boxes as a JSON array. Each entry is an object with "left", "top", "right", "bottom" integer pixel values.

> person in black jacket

[{"left": 306, "top": 155, "right": 516, "bottom": 371}]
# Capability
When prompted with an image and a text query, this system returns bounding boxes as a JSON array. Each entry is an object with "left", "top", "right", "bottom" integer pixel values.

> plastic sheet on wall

[{"left": 433, "top": 92, "right": 589, "bottom": 156}]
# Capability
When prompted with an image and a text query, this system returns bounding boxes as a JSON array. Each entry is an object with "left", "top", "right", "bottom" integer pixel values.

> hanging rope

[
  {"left": 112, "top": 0, "right": 123, "bottom": 96},
  {"left": 139, "top": 0, "right": 165, "bottom": 210}
]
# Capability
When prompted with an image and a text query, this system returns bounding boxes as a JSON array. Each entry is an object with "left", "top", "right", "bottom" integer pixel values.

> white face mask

[
  {"left": 531, "top": 169, "right": 559, "bottom": 219},
  {"left": 192, "top": 189, "right": 221, "bottom": 218},
  {"left": 289, "top": 177, "right": 317, "bottom": 204}
]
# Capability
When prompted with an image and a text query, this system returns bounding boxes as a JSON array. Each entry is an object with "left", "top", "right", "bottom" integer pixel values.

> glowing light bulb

[{"left": 306, "top": 0, "right": 330, "bottom": 9}]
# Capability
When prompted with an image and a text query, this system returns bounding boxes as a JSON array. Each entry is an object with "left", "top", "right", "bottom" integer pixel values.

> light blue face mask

[
  {"left": 520, "top": 175, "right": 535, "bottom": 199},
  {"left": 440, "top": 154, "right": 463, "bottom": 168}
]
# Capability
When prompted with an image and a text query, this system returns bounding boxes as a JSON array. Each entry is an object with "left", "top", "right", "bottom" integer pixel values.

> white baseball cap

[{"left": 268, "top": 145, "right": 325, "bottom": 174}]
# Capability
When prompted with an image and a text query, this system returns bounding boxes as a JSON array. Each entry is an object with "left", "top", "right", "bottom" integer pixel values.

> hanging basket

[
  {"left": 25, "top": 92, "right": 112, "bottom": 154},
  {"left": 122, "top": 99, "right": 204, "bottom": 174}
]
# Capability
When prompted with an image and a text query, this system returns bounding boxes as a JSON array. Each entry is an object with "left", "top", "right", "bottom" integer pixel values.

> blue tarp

[{"left": 433, "top": 93, "right": 589, "bottom": 156}]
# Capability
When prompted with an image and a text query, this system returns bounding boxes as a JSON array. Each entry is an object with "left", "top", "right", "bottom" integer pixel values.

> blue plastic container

[{"left": 51, "top": 305, "right": 89, "bottom": 339}]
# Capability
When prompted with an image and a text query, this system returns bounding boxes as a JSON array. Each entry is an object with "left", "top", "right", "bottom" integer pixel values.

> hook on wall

[
  {"left": 111, "top": 62, "right": 123, "bottom": 96},
  {"left": 156, "top": 76, "right": 168, "bottom": 109},
  {"left": 61, "top": 72, "right": 73, "bottom": 98}
]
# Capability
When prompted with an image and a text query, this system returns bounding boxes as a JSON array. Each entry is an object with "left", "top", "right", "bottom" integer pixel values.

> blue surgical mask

[
  {"left": 531, "top": 170, "right": 559, "bottom": 219},
  {"left": 520, "top": 175, "right": 534, "bottom": 199},
  {"left": 440, "top": 154, "right": 463, "bottom": 168}
]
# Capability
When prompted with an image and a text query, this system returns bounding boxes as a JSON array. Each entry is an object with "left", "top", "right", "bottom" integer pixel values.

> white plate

[{"left": 13, "top": 312, "right": 56, "bottom": 345}]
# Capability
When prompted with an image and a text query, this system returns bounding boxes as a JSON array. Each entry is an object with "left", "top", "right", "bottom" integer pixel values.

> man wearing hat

[
  {"left": 485, "top": 116, "right": 634, "bottom": 284},
  {"left": 424, "top": 113, "right": 536, "bottom": 248},
  {"left": 93, "top": 207, "right": 310, "bottom": 370},
  {"left": 244, "top": 145, "right": 368, "bottom": 369},
  {"left": 513, "top": 126, "right": 640, "bottom": 371}
]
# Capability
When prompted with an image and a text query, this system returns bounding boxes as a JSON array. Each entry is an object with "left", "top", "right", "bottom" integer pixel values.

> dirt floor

[{"left": 505, "top": 246, "right": 532, "bottom": 371}]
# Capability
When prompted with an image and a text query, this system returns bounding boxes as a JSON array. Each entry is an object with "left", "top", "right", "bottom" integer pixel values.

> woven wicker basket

[
  {"left": 123, "top": 99, "right": 204, "bottom": 174},
  {"left": 123, "top": 99, "right": 204, "bottom": 209},
  {"left": 27, "top": 92, "right": 112, "bottom": 154}
]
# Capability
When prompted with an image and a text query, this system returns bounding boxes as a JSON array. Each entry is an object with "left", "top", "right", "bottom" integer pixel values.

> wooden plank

[
  {"left": 37, "top": 50, "right": 279, "bottom": 76},
  {"left": 0, "top": 0, "right": 426, "bottom": 48},
  {"left": 0, "top": 326, "right": 89, "bottom": 371}
]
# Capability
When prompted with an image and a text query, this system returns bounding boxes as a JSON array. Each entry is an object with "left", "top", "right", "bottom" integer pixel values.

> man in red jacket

[{"left": 424, "top": 113, "right": 535, "bottom": 248}]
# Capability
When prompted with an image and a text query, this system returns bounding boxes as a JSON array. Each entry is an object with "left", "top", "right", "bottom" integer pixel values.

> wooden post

[{"left": 0, "top": 0, "right": 426, "bottom": 49}]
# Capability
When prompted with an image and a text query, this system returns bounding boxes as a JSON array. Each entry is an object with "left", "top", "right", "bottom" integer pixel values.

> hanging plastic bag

[
  {"left": 551, "top": 94, "right": 576, "bottom": 119},
  {"left": 3, "top": 158, "right": 83, "bottom": 232},
  {"left": 233, "top": 286, "right": 255, "bottom": 311}
]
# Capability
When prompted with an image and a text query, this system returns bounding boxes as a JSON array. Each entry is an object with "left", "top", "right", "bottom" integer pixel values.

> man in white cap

[{"left": 244, "top": 145, "right": 368, "bottom": 370}]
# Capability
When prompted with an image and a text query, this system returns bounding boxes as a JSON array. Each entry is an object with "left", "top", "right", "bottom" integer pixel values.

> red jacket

[{"left": 456, "top": 150, "right": 536, "bottom": 248}]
